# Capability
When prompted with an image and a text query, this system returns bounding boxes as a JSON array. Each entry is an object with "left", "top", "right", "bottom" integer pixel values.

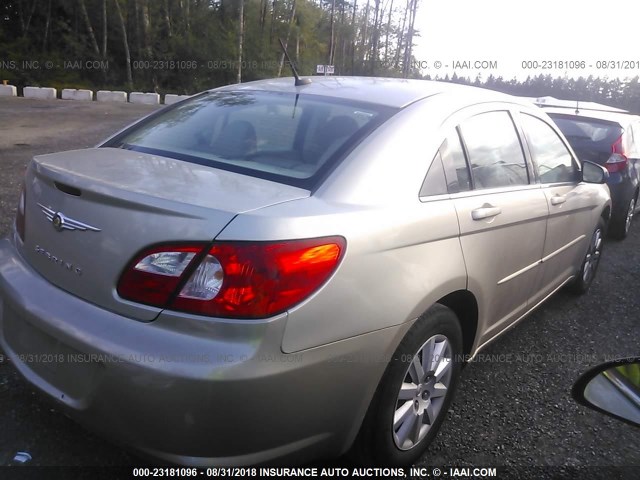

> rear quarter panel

[{"left": 218, "top": 99, "right": 469, "bottom": 353}]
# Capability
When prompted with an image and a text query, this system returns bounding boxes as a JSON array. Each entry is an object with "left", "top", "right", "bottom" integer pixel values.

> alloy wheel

[
  {"left": 625, "top": 198, "right": 636, "bottom": 234},
  {"left": 392, "top": 334, "right": 452, "bottom": 450},
  {"left": 582, "top": 227, "right": 603, "bottom": 284}
]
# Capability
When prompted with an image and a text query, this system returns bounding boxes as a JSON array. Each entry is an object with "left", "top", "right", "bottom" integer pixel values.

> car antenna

[{"left": 279, "top": 38, "right": 311, "bottom": 86}]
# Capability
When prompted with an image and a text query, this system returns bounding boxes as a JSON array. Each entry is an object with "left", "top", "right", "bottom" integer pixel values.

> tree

[
  {"left": 237, "top": 0, "right": 244, "bottom": 83},
  {"left": 102, "top": 0, "right": 108, "bottom": 57},
  {"left": 113, "top": 0, "right": 133, "bottom": 90},
  {"left": 79, "top": 0, "right": 100, "bottom": 57},
  {"left": 278, "top": 0, "right": 298, "bottom": 77}
]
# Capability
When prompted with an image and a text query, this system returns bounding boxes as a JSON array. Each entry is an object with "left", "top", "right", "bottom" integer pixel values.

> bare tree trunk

[
  {"left": 237, "top": 0, "right": 244, "bottom": 83},
  {"left": 269, "top": 0, "right": 277, "bottom": 44},
  {"left": 350, "top": 0, "right": 357, "bottom": 74},
  {"left": 113, "top": 0, "right": 133, "bottom": 90},
  {"left": 260, "top": 0, "right": 267, "bottom": 35},
  {"left": 369, "top": 0, "right": 380, "bottom": 73},
  {"left": 360, "top": 0, "right": 370, "bottom": 67},
  {"left": 74, "top": 1, "right": 79, "bottom": 40},
  {"left": 134, "top": 0, "right": 142, "bottom": 56},
  {"left": 384, "top": 0, "right": 394, "bottom": 64},
  {"left": 339, "top": 1, "right": 346, "bottom": 73},
  {"left": 163, "top": 0, "right": 172, "bottom": 37},
  {"left": 328, "top": 0, "right": 336, "bottom": 66},
  {"left": 184, "top": 0, "right": 190, "bottom": 32},
  {"left": 140, "top": 0, "right": 152, "bottom": 57},
  {"left": 42, "top": 0, "right": 52, "bottom": 52},
  {"left": 394, "top": 0, "right": 408, "bottom": 69},
  {"left": 277, "top": 0, "right": 297, "bottom": 77},
  {"left": 23, "top": 0, "right": 38, "bottom": 38},
  {"left": 18, "top": 0, "right": 26, "bottom": 35},
  {"left": 79, "top": 0, "right": 101, "bottom": 56},
  {"left": 102, "top": 0, "right": 108, "bottom": 57},
  {"left": 403, "top": 0, "right": 418, "bottom": 77}
]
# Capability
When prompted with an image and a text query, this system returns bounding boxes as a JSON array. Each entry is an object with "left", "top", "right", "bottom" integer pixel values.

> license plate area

[{"left": 2, "top": 301, "right": 102, "bottom": 402}]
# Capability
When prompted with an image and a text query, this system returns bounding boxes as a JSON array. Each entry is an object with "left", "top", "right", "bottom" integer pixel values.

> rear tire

[
  {"left": 609, "top": 194, "right": 636, "bottom": 240},
  {"left": 569, "top": 218, "right": 605, "bottom": 295},
  {"left": 350, "top": 304, "right": 463, "bottom": 466}
]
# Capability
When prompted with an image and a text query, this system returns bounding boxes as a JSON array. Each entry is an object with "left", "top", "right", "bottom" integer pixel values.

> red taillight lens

[
  {"left": 607, "top": 135, "right": 629, "bottom": 173},
  {"left": 16, "top": 184, "right": 26, "bottom": 242},
  {"left": 612, "top": 134, "right": 625, "bottom": 155},
  {"left": 118, "top": 237, "right": 345, "bottom": 319},
  {"left": 605, "top": 154, "right": 628, "bottom": 173}
]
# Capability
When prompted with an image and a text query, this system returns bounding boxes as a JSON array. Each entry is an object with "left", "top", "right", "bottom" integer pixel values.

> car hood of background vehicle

[{"left": 33, "top": 147, "right": 310, "bottom": 213}]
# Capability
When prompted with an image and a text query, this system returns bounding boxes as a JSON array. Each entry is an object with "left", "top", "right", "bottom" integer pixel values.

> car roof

[
  {"left": 517, "top": 96, "right": 628, "bottom": 113},
  {"left": 214, "top": 76, "right": 525, "bottom": 109},
  {"left": 542, "top": 106, "right": 640, "bottom": 126}
]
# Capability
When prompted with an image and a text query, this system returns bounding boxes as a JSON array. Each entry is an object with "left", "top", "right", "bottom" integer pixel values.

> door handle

[
  {"left": 550, "top": 195, "right": 567, "bottom": 205},
  {"left": 471, "top": 205, "right": 502, "bottom": 220}
]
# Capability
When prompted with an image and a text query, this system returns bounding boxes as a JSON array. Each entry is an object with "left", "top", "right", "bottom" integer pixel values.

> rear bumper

[{"left": 0, "top": 237, "right": 407, "bottom": 465}]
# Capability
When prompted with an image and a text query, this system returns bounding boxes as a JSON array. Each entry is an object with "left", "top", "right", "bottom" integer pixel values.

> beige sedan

[{"left": 0, "top": 77, "right": 611, "bottom": 465}]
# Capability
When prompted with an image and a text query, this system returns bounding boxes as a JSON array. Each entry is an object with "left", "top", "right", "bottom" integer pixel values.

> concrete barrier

[
  {"left": 97, "top": 90, "right": 127, "bottom": 103},
  {"left": 62, "top": 89, "right": 93, "bottom": 101},
  {"left": 164, "top": 94, "right": 191, "bottom": 105},
  {"left": 23, "top": 86, "right": 57, "bottom": 100},
  {"left": 130, "top": 92, "right": 160, "bottom": 105},
  {"left": 0, "top": 85, "right": 17, "bottom": 97}
]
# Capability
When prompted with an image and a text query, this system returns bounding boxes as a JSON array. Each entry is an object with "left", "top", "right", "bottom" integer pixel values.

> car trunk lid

[{"left": 20, "top": 147, "right": 309, "bottom": 321}]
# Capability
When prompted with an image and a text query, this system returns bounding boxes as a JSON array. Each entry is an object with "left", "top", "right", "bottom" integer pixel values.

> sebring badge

[{"left": 37, "top": 204, "right": 101, "bottom": 232}]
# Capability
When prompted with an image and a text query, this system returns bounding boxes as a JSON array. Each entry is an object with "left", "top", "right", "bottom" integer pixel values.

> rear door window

[{"left": 459, "top": 111, "right": 529, "bottom": 189}]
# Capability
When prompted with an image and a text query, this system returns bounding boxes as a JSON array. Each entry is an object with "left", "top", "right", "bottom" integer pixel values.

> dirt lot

[
  {"left": 0, "top": 97, "right": 159, "bottom": 237},
  {"left": 0, "top": 97, "right": 638, "bottom": 471}
]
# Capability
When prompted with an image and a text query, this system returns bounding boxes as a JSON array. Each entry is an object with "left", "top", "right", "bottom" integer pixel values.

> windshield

[{"left": 105, "top": 91, "right": 396, "bottom": 189}]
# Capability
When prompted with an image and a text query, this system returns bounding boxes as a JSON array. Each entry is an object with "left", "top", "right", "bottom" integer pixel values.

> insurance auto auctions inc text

[{"left": 218, "top": 466, "right": 498, "bottom": 478}]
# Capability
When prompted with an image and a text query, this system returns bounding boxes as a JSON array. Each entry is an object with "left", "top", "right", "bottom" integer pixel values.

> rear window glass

[
  {"left": 105, "top": 91, "right": 396, "bottom": 189},
  {"left": 548, "top": 114, "right": 622, "bottom": 151}
]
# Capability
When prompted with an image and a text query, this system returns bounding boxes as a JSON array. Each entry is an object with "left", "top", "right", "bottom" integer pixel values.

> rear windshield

[
  {"left": 547, "top": 113, "right": 623, "bottom": 153},
  {"left": 104, "top": 91, "right": 396, "bottom": 189}
]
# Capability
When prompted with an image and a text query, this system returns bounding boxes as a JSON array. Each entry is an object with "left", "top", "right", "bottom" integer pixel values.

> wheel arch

[
  {"left": 436, "top": 290, "right": 479, "bottom": 357},
  {"left": 601, "top": 205, "right": 611, "bottom": 223}
]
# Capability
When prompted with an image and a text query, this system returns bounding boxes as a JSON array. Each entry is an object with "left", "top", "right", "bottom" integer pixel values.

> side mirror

[
  {"left": 572, "top": 358, "right": 640, "bottom": 427},
  {"left": 582, "top": 160, "right": 609, "bottom": 184}
]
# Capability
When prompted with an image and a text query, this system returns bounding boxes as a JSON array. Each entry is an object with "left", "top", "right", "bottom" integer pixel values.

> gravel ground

[{"left": 0, "top": 97, "right": 638, "bottom": 472}]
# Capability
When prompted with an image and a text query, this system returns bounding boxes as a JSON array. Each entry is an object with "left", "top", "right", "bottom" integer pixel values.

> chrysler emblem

[
  {"left": 52, "top": 213, "right": 64, "bottom": 231},
  {"left": 37, "top": 204, "right": 101, "bottom": 232}
]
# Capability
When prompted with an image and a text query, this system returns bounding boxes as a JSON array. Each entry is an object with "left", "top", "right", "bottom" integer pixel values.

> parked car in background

[
  {"left": 544, "top": 107, "right": 640, "bottom": 239},
  {"left": 0, "top": 77, "right": 611, "bottom": 466}
]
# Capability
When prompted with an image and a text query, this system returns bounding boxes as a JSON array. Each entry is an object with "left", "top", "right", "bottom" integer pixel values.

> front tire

[
  {"left": 569, "top": 217, "right": 605, "bottom": 294},
  {"left": 351, "top": 304, "right": 463, "bottom": 466}
]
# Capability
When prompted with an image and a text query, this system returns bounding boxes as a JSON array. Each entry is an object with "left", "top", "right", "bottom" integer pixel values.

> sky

[{"left": 412, "top": 0, "right": 640, "bottom": 80}]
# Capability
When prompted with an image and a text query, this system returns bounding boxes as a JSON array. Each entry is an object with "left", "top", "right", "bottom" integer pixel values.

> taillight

[
  {"left": 607, "top": 135, "right": 629, "bottom": 173},
  {"left": 117, "top": 237, "right": 345, "bottom": 319},
  {"left": 16, "top": 183, "right": 26, "bottom": 242},
  {"left": 117, "top": 244, "right": 205, "bottom": 306}
]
